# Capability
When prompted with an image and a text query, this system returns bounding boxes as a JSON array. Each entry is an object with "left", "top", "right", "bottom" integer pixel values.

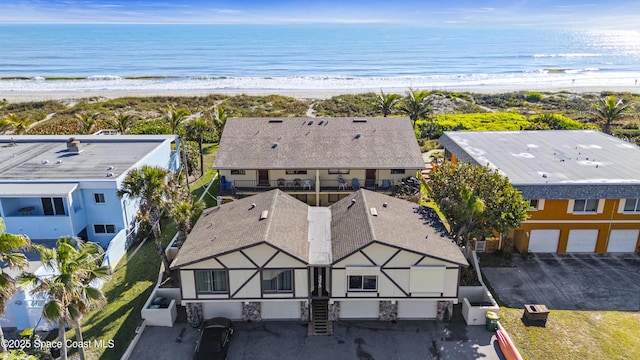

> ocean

[{"left": 1, "top": 24, "right": 640, "bottom": 94}]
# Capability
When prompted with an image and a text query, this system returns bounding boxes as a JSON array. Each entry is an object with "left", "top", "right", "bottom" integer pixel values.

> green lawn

[
  {"left": 71, "top": 221, "right": 177, "bottom": 360},
  {"left": 499, "top": 307, "right": 640, "bottom": 360}
]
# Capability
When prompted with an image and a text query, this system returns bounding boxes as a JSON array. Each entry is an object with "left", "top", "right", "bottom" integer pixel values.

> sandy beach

[{"left": 3, "top": 84, "right": 640, "bottom": 103}]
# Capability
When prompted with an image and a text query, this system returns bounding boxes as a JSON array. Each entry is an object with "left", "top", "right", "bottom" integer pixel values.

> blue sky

[{"left": 1, "top": 1, "right": 639, "bottom": 28}]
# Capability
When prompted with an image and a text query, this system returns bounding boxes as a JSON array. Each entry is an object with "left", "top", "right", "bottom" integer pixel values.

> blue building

[{"left": 0, "top": 134, "right": 180, "bottom": 330}]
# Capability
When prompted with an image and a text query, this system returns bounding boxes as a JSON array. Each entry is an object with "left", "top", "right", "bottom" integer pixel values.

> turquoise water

[{"left": 1, "top": 24, "right": 640, "bottom": 92}]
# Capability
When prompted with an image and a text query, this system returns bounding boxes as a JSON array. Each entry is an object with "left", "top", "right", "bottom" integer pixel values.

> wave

[{"left": 530, "top": 53, "right": 603, "bottom": 58}]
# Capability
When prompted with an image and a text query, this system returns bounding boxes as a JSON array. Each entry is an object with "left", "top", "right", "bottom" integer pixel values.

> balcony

[{"left": 220, "top": 178, "right": 394, "bottom": 196}]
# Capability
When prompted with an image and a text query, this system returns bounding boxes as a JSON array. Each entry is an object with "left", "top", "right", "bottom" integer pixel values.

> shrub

[
  {"left": 433, "top": 112, "right": 529, "bottom": 131},
  {"left": 525, "top": 91, "right": 544, "bottom": 102},
  {"left": 126, "top": 119, "right": 170, "bottom": 134}
]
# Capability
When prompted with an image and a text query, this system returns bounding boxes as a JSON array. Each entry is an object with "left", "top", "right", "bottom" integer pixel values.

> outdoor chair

[
  {"left": 351, "top": 178, "right": 360, "bottom": 190},
  {"left": 277, "top": 178, "right": 285, "bottom": 188},
  {"left": 338, "top": 177, "right": 348, "bottom": 190},
  {"left": 303, "top": 179, "right": 313, "bottom": 190},
  {"left": 294, "top": 178, "right": 302, "bottom": 188},
  {"left": 381, "top": 179, "right": 391, "bottom": 189}
]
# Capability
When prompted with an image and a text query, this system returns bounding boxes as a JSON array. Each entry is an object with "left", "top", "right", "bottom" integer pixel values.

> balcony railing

[{"left": 220, "top": 178, "right": 395, "bottom": 196}]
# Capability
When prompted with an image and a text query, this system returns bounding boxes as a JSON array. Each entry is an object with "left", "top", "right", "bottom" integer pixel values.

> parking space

[{"left": 482, "top": 253, "right": 640, "bottom": 310}]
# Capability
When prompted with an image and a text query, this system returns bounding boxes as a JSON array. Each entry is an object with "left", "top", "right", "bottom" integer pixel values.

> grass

[
  {"left": 499, "top": 307, "right": 640, "bottom": 360},
  {"left": 69, "top": 221, "right": 177, "bottom": 360}
]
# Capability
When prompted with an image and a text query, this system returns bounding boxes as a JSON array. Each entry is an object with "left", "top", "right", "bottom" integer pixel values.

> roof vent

[
  {"left": 353, "top": 118, "right": 367, "bottom": 123},
  {"left": 542, "top": 173, "right": 548, "bottom": 178},
  {"left": 370, "top": 207, "right": 378, "bottom": 216},
  {"left": 383, "top": 202, "right": 388, "bottom": 208},
  {"left": 107, "top": 165, "right": 115, "bottom": 170},
  {"left": 249, "top": 203, "right": 256, "bottom": 210},
  {"left": 41, "top": 159, "right": 49, "bottom": 164},
  {"left": 106, "top": 172, "right": 114, "bottom": 177},
  {"left": 56, "top": 160, "right": 63, "bottom": 165},
  {"left": 67, "top": 137, "right": 81, "bottom": 154},
  {"left": 318, "top": 120, "right": 324, "bottom": 125},
  {"left": 354, "top": 133, "right": 361, "bottom": 139},
  {"left": 271, "top": 143, "right": 278, "bottom": 149},
  {"left": 308, "top": 120, "right": 313, "bottom": 125},
  {"left": 268, "top": 119, "right": 283, "bottom": 123},
  {"left": 260, "top": 210, "right": 269, "bottom": 220}
]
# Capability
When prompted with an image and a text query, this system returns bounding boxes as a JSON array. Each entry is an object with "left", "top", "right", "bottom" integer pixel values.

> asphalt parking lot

[
  {"left": 482, "top": 253, "right": 640, "bottom": 310},
  {"left": 129, "top": 314, "right": 504, "bottom": 360}
]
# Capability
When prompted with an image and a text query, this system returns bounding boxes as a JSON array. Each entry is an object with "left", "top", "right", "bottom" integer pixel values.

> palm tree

[
  {"left": 75, "top": 113, "right": 99, "bottom": 134},
  {"left": 171, "top": 200, "right": 204, "bottom": 249},
  {"left": 593, "top": 95, "right": 629, "bottom": 134},
  {"left": 440, "top": 185, "right": 486, "bottom": 255},
  {"left": 110, "top": 113, "right": 133, "bottom": 134},
  {"left": 186, "top": 118, "right": 212, "bottom": 176},
  {"left": 19, "top": 237, "right": 108, "bottom": 360},
  {"left": 164, "top": 105, "right": 190, "bottom": 135},
  {"left": 400, "top": 88, "right": 431, "bottom": 128},
  {"left": 376, "top": 90, "right": 401, "bottom": 117},
  {"left": 211, "top": 105, "right": 229, "bottom": 143},
  {"left": 0, "top": 113, "right": 33, "bottom": 135},
  {"left": 0, "top": 218, "right": 30, "bottom": 353},
  {"left": 118, "top": 165, "right": 175, "bottom": 275}
]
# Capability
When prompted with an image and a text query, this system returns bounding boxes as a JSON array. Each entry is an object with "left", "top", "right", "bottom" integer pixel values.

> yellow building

[{"left": 439, "top": 130, "right": 640, "bottom": 254}]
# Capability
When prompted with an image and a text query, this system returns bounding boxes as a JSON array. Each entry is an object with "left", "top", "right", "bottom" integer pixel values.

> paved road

[{"left": 482, "top": 253, "right": 640, "bottom": 310}]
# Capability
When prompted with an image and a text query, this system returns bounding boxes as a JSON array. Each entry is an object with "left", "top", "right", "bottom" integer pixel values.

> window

[
  {"left": 195, "top": 270, "right": 228, "bottom": 293},
  {"left": 285, "top": 170, "right": 307, "bottom": 175},
  {"left": 348, "top": 275, "right": 377, "bottom": 291},
  {"left": 623, "top": 198, "right": 640, "bottom": 212},
  {"left": 529, "top": 199, "right": 539, "bottom": 210},
  {"left": 262, "top": 269, "right": 293, "bottom": 293},
  {"left": 230, "top": 169, "right": 246, "bottom": 175},
  {"left": 41, "top": 197, "right": 66, "bottom": 216},
  {"left": 573, "top": 199, "right": 598, "bottom": 212},
  {"left": 390, "top": 169, "right": 406, "bottom": 174},
  {"left": 328, "top": 169, "right": 350, "bottom": 174},
  {"left": 94, "top": 193, "right": 106, "bottom": 204},
  {"left": 94, "top": 224, "right": 117, "bottom": 234}
]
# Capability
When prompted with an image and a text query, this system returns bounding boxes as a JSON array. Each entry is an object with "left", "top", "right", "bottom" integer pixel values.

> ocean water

[{"left": 1, "top": 24, "right": 640, "bottom": 93}]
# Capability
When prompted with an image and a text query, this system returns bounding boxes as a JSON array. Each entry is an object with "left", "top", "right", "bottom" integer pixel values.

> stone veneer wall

[
  {"left": 378, "top": 300, "right": 398, "bottom": 321},
  {"left": 242, "top": 302, "right": 261, "bottom": 321},
  {"left": 328, "top": 302, "right": 340, "bottom": 321},
  {"left": 300, "top": 301, "right": 309, "bottom": 322},
  {"left": 437, "top": 301, "right": 453, "bottom": 321}
]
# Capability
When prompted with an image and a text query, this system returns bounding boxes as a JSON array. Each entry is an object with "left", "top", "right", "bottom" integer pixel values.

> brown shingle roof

[
  {"left": 213, "top": 117, "right": 424, "bottom": 169},
  {"left": 330, "top": 190, "right": 468, "bottom": 266},
  {"left": 171, "top": 190, "right": 309, "bottom": 268}
]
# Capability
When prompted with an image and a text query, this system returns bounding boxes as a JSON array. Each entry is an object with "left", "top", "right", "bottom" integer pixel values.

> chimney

[{"left": 67, "top": 137, "right": 81, "bottom": 154}]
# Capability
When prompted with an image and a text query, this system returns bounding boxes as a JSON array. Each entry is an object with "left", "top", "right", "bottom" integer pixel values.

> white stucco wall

[{"left": 261, "top": 301, "right": 302, "bottom": 319}]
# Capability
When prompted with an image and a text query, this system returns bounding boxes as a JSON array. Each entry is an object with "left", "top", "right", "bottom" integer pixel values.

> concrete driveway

[
  {"left": 482, "top": 253, "right": 640, "bottom": 310},
  {"left": 129, "top": 315, "right": 504, "bottom": 360}
]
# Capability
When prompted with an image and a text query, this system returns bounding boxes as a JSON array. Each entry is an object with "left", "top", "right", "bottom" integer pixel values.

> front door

[
  {"left": 365, "top": 169, "right": 376, "bottom": 189},
  {"left": 310, "top": 267, "right": 329, "bottom": 298},
  {"left": 258, "top": 169, "right": 269, "bottom": 186}
]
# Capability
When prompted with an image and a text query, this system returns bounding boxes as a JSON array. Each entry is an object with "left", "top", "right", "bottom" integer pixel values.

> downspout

[{"left": 315, "top": 169, "right": 320, "bottom": 206}]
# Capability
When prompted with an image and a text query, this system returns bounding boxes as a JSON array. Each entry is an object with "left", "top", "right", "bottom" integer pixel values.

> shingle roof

[
  {"left": 213, "top": 117, "right": 424, "bottom": 169},
  {"left": 171, "top": 190, "right": 309, "bottom": 268},
  {"left": 330, "top": 190, "right": 468, "bottom": 266},
  {"left": 439, "top": 130, "right": 640, "bottom": 199}
]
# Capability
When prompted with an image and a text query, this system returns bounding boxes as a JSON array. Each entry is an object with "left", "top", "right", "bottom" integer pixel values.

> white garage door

[
  {"left": 261, "top": 301, "right": 301, "bottom": 319},
  {"left": 607, "top": 230, "right": 639, "bottom": 252},
  {"left": 339, "top": 301, "right": 379, "bottom": 319},
  {"left": 397, "top": 301, "right": 437, "bottom": 319},
  {"left": 566, "top": 230, "right": 598, "bottom": 253},
  {"left": 529, "top": 230, "right": 560, "bottom": 252},
  {"left": 202, "top": 302, "right": 243, "bottom": 320}
]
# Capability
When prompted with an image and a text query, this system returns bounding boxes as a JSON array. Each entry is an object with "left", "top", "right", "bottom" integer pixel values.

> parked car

[{"left": 194, "top": 317, "right": 234, "bottom": 360}]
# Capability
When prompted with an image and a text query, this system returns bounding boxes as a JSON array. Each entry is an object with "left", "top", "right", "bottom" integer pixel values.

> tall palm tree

[
  {"left": 400, "top": 88, "right": 431, "bottom": 128},
  {"left": 118, "top": 165, "right": 174, "bottom": 275},
  {"left": 110, "top": 113, "right": 133, "bottom": 134},
  {"left": 75, "top": 113, "right": 99, "bottom": 134},
  {"left": 0, "top": 113, "right": 33, "bottom": 135},
  {"left": 593, "top": 95, "right": 629, "bottom": 134},
  {"left": 376, "top": 90, "right": 401, "bottom": 117},
  {"left": 171, "top": 200, "right": 204, "bottom": 249},
  {"left": 164, "top": 105, "right": 190, "bottom": 135},
  {"left": 211, "top": 105, "right": 229, "bottom": 143},
  {"left": 0, "top": 218, "right": 30, "bottom": 353},
  {"left": 19, "top": 237, "right": 108, "bottom": 360},
  {"left": 186, "top": 118, "right": 212, "bottom": 176}
]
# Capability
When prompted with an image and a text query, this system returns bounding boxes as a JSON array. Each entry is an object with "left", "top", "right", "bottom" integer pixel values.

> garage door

[
  {"left": 566, "top": 230, "right": 598, "bottom": 252},
  {"left": 339, "top": 301, "right": 379, "bottom": 319},
  {"left": 529, "top": 230, "right": 560, "bottom": 252},
  {"left": 397, "top": 301, "right": 437, "bottom": 319},
  {"left": 261, "top": 301, "right": 301, "bottom": 319},
  {"left": 607, "top": 230, "right": 639, "bottom": 252}
]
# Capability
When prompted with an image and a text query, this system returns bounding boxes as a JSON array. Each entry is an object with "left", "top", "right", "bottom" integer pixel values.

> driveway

[
  {"left": 129, "top": 314, "right": 504, "bottom": 360},
  {"left": 482, "top": 253, "right": 640, "bottom": 310}
]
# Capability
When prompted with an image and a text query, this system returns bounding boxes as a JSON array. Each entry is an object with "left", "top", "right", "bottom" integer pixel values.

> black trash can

[{"left": 485, "top": 311, "right": 499, "bottom": 331}]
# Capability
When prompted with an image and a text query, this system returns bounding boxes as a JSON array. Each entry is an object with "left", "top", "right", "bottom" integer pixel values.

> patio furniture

[
  {"left": 18, "top": 206, "right": 35, "bottom": 215},
  {"left": 338, "top": 177, "right": 347, "bottom": 190},
  {"left": 351, "top": 178, "right": 360, "bottom": 190},
  {"left": 303, "top": 179, "right": 313, "bottom": 190},
  {"left": 277, "top": 178, "right": 285, "bottom": 188},
  {"left": 293, "top": 178, "right": 302, "bottom": 188},
  {"left": 381, "top": 179, "right": 391, "bottom": 189}
]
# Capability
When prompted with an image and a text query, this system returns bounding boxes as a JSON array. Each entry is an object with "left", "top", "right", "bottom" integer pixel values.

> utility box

[{"left": 522, "top": 304, "right": 549, "bottom": 327}]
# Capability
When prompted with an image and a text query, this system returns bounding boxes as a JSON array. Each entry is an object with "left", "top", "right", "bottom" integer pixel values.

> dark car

[{"left": 193, "top": 317, "right": 234, "bottom": 360}]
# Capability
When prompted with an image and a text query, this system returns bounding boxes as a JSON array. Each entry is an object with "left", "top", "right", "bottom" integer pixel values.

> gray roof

[
  {"left": 439, "top": 130, "right": 640, "bottom": 199},
  {"left": 0, "top": 135, "right": 175, "bottom": 181},
  {"left": 213, "top": 117, "right": 424, "bottom": 170},
  {"left": 174, "top": 189, "right": 467, "bottom": 268},
  {"left": 330, "top": 190, "right": 468, "bottom": 266},
  {"left": 171, "top": 190, "right": 310, "bottom": 268}
]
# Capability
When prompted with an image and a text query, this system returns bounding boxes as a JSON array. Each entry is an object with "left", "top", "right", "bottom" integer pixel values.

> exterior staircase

[{"left": 308, "top": 299, "right": 332, "bottom": 336}]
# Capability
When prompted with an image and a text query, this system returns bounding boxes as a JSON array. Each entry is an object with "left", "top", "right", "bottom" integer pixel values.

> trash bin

[{"left": 485, "top": 311, "right": 499, "bottom": 331}]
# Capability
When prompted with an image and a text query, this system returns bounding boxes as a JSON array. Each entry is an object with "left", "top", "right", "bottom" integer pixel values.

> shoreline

[{"left": 2, "top": 85, "right": 640, "bottom": 103}]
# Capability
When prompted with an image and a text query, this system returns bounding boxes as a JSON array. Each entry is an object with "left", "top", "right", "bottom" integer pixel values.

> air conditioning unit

[{"left": 475, "top": 240, "right": 486, "bottom": 252}]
